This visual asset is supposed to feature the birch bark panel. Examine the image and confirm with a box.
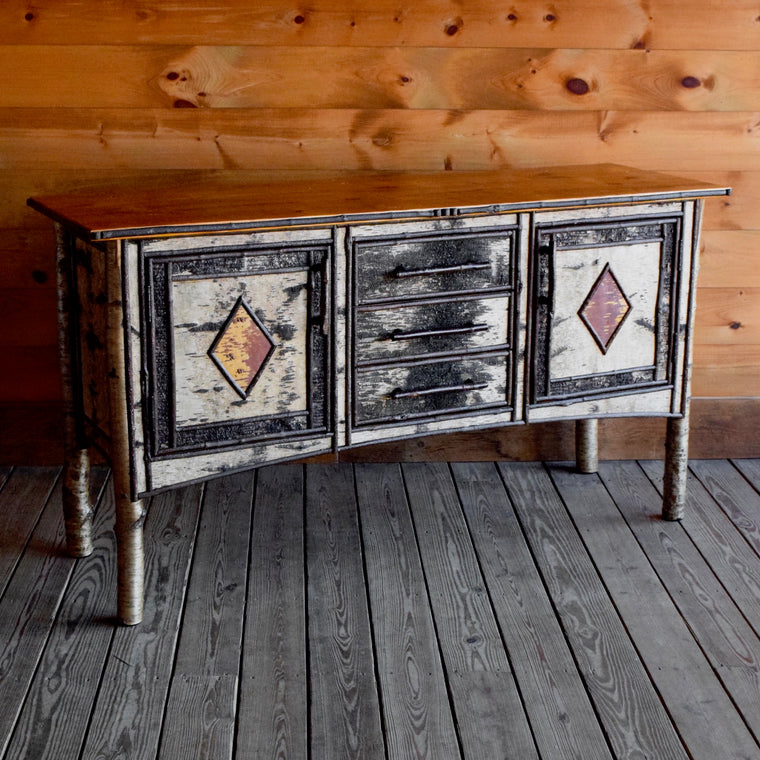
[548,241,661,380]
[2,1,758,49]
[171,270,309,426]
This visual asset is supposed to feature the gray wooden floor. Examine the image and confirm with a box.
[2,460,760,759]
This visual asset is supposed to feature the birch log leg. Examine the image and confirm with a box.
[575,418,599,474]
[106,242,145,626]
[662,414,689,521]
[56,224,93,557]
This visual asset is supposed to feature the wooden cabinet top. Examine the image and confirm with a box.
[28,164,729,241]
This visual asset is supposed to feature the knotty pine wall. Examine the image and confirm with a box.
[2,0,759,462]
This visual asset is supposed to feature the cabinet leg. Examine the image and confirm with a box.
[62,446,94,557]
[575,418,599,474]
[115,486,145,626]
[663,415,689,521]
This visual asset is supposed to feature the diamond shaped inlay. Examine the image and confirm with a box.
[208,297,277,398]
[578,263,632,354]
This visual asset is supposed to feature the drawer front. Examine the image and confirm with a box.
[354,229,515,304]
[354,354,510,426]
[355,295,510,364]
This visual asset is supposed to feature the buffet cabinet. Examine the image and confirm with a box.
[29,165,729,624]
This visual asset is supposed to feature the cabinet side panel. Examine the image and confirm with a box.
[671,201,697,416]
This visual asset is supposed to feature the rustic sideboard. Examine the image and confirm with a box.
[29,165,729,625]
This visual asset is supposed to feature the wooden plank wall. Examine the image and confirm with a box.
[1,0,758,461]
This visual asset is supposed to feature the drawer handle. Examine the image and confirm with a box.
[390,380,488,400]
[391,323,489,341]
[392,261,491,278]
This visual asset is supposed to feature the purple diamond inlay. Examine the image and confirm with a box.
[578,264,631,354]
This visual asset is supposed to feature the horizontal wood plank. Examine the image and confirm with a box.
[3,47,760,111]
[4,109,760,174]
[694,287,760,345]
[700,231,760,287]
[1,1,758,49]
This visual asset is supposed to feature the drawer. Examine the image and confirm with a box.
[355,295,511,364]
[354,354,510,426]
[353,229,514,304]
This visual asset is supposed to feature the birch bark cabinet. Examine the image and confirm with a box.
[29,165,729,625]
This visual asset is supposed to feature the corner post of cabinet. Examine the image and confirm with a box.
[56,224,94,557]
[106,240,145,625]
[662,199,701,521]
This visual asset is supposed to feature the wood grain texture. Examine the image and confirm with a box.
[79,485,203,760]
[502,461,690,760]
[549,463,760,759]
[452,461,613,760]
[305,464,385,760]
[159,473,252,758]
[640,460,760,640]
[2,469,113,760]
[5,0,760,443]
[0,470,108,759]
[600,460,760,740]
[4,46,760,111]
[402,462,538,759]
[1,1,758,49]
[0,467,59,594]
[236,465,307,760]
[692,460,760,560]
[354,463,461,760]
[7,109,760,174]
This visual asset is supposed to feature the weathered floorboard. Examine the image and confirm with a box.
[641,459,760,639]
[354,463,461,760]
[599,460,760,746]
[79,485,204,760]
[695,459,760,558]
[504,462,690,760]
[1,462,760,760]
[3,470,114,760]
[305,464,385,760]
[236,465,308,760]
[0,469,108,760]
[402,462,538,759]
[550,463,760,760]
[159,472,253,760]
[452,461,614,760]
[0,466,60,595]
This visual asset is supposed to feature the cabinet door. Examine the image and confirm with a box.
[530,215,682,407]
[139,233,332,487]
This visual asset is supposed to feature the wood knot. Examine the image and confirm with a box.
[566,78,590,95]
[507,13,518,21]
[544,13,556,22]
[681,76,701,88]
[293,14,306,24]
[173,99,198,108]
[730,321,742,330]
[24,11,34,21]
